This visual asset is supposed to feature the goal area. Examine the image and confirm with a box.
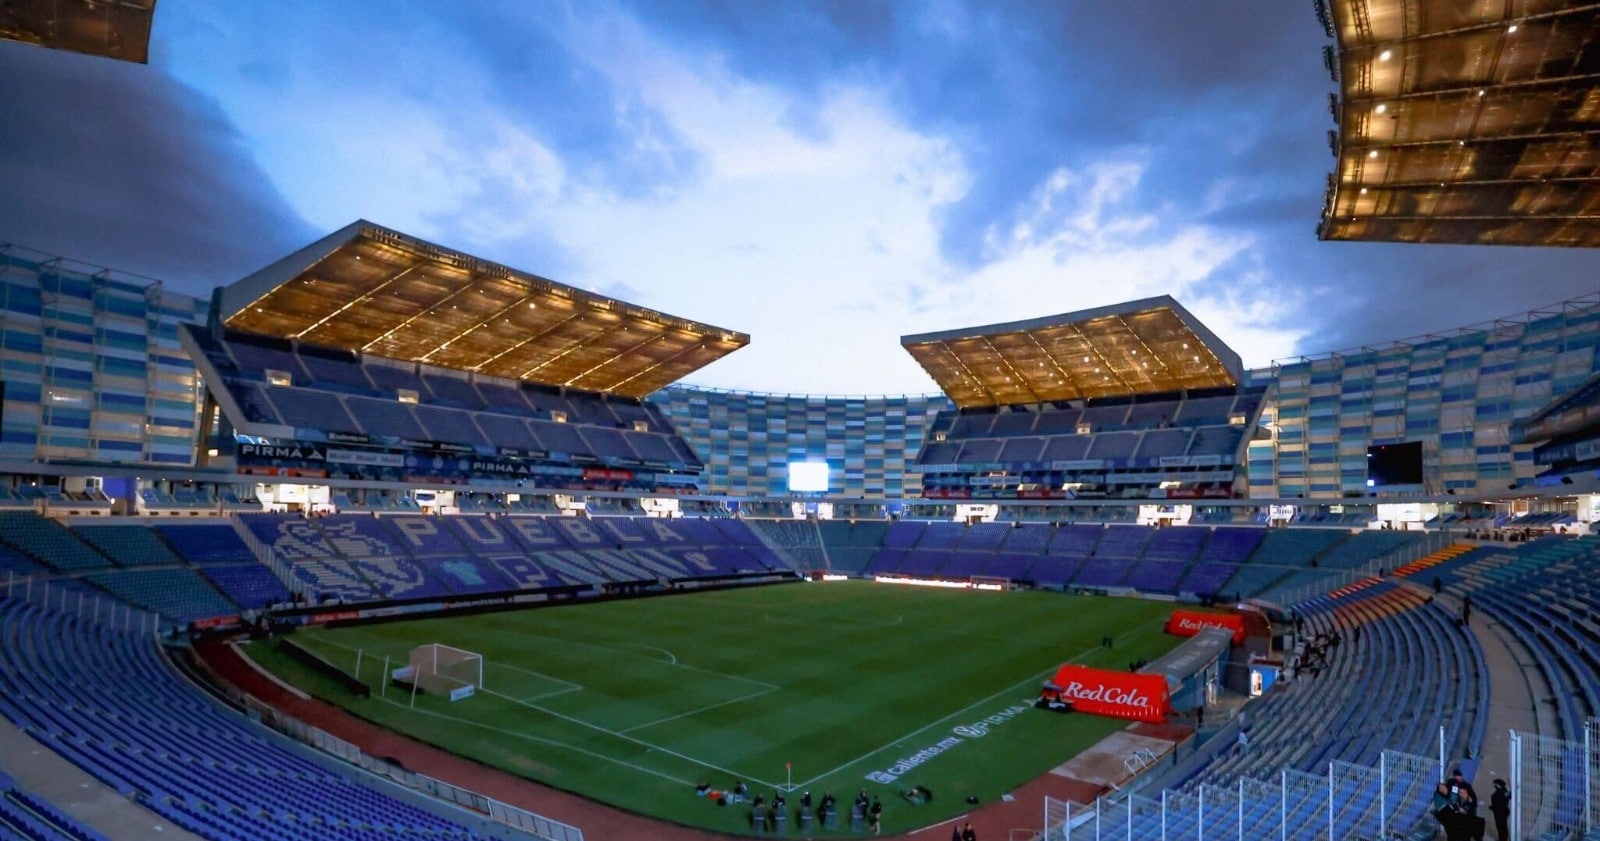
[395,643,482,703]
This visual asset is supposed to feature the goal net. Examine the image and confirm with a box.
[402,643,482,702]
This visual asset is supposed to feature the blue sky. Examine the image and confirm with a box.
[2,1,1597,394]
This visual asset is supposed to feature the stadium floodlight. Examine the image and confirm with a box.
[404,643,483,704]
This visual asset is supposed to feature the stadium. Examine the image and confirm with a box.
[0,2,1598,841]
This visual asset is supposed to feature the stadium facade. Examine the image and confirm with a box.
[0,245,207,467]
[3,237,1600,504]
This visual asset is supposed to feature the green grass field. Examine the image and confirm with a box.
[249,581,1182,836]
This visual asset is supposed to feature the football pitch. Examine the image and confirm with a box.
[249,581,1183,835]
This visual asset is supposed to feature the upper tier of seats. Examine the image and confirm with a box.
[197,329,700,468]
[919,389,1262,470]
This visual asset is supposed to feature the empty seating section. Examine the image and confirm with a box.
[532,421,589,456]
[918,392,1264,503]
[1187,425,1243,458]
[82,569,238,624]
[1134,429,1191,459]
[997,437,1046,463]
[227,339,305,380]
[0,599,482,840]
[0,514,109,572]
[345,395,428,440]
[154,524,255,564]
[471,413,543,452]
[199,564,291,610]
[1086,432,1139,460]
[1219,529,1346,600]
[295,348,373,390]
[0,546,45,579]
[1179,527,1264,595]
[474,380,533,414]
[1174,395,1234,425]
[1180,578,1487,817]
[1256,531,1426,604]
[212,334,702,474]
[73,526,181,567]
[421,374,483,409]
[263,387,363,433]
[237,513,785,604]
[412,404,489,447]
[990,411,1038,436]
[363,362,426,393]
[628,434,679,463]
[1431,536,1600,734]
[956,439,1002,463]
[0,771,110,841]
[234,384,283,425]
[578,427,638,461]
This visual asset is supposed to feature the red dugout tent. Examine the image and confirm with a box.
[1164,609,1246,645]
[1048,663,1171,723]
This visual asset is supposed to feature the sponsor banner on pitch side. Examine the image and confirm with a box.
[1164,609,1246,645]
[1048,664,1170,723]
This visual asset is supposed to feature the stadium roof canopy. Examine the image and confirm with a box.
[217,221,750,399]
[900,296,1243,409]
[0,0,155,63]
[1315,0,1600,247]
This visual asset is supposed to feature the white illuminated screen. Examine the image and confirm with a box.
[788,461,830,493]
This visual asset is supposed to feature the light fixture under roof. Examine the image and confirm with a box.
[1368,150,1379,159]
[1507,24,1518,33]
[1378,49,1392,61]
[1374,104,1387,114]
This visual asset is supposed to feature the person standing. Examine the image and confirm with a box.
[869,797,883,835]
[962,822,978,841]
[1490,779,1511,841]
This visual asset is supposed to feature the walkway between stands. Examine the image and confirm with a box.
[1464,595,1557,784]
[0,715,206,841]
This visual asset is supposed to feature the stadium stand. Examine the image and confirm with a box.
[0,597,485,840]
[0,769,111,841]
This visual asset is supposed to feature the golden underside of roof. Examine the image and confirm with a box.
[1319,0,1600,246]
[224,229,746,399]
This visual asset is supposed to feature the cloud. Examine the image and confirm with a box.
[8,1,1595,397]
[0,42,313,293]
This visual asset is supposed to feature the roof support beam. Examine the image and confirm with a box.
[474,309,589,373]
[293,261,422,342]
[360,271,487,356]
[976,336,1044,404]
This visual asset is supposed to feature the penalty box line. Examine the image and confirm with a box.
[479,687,787,790]
[369,693,700,788]
[617,684,781,735]
[792,618,1166,789]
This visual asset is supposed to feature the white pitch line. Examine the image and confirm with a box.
[618,685,780,735]
[513,631,778,692]
[791,618,1165,789]
[478,687,782,789]
[370,694,698,787]
[483,659,584,694]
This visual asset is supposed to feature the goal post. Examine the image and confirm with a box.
[970,575,1011,591]
[398,643,483,703]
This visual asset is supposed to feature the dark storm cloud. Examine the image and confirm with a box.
[617,0,1600,362]
[0,42,313,294]
[438,5,706,202]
